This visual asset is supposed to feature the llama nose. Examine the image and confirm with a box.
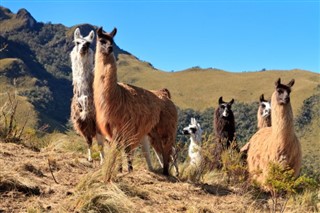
[107,46,113,53]
[285,97,290,103]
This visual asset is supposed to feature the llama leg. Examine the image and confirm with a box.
[86,137,93,162]
[171,147,179,176]
[154,148,164,168]
[161,138,172,176]
[162,150,170,176]
[141,136,154,171]
[96,133,105,165]
[125,146,134,172]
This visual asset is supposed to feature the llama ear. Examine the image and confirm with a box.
[260,94,265,102]
[87,30,95,42]
[197,123,201,129]
[74,28,81,39]
[110,27,117,38]
[275,78,281,87]
[191,117,195,125]
[219,96,223,104]
[287,79,295,87]
[229,99,234,105]
[97,27,103,37]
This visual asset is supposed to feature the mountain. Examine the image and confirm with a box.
[0,6,319,131]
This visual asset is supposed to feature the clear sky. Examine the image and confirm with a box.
[1,0,319,72]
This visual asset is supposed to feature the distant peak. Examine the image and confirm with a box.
[0,6,13,20]
[16,8,34,20]
[15,8,37,28]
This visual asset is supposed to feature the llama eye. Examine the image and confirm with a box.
[76,42,80,45]
[221,105,225,109]
[277,89,283,94]
[261,104,266,108]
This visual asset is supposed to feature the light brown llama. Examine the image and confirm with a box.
[247,78,301,189]
[257,94,271,129]
[70,28,104,164]
[240,94,271,153]
[93,27,178,175]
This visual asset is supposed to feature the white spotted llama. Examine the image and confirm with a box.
[70,28,104,164]
[183,117,203,167]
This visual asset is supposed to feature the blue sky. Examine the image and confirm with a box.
[1,0,319,72]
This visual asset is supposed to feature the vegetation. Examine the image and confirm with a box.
[0,6,319,212]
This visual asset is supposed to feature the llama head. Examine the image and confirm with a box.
[96,26,117,55]
[259,94,271,118]
[274,78,295,105]
[218,96,234,118]
[183,117,203,142]
[73,28,95,56]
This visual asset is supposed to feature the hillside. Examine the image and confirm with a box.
[1,6,319,131]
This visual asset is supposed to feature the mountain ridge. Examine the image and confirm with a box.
[0,6,319,130]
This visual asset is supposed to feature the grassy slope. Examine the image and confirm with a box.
[118,54,319,115]
[0,58,39,130]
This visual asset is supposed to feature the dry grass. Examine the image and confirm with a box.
[1,138,319,213]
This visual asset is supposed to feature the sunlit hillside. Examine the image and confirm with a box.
[117,53,319,115]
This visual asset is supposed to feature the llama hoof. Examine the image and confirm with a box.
[163,169,169,176]
[128,165,133,172]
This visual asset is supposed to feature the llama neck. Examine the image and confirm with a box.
[271,92,295,141]
[95,49,118,95]
[190,134,201,146]
[71,50,94,97]
[257,113,271,129]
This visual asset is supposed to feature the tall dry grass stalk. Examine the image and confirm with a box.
[102,121,138,182]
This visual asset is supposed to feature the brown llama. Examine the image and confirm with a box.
[93,27,178,175]
[257,94,271,129]
[70,28,105,164]
[247,78,302,189]
[214,96,238,150]
[240,94,271,153]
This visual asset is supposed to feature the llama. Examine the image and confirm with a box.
[247,78,301,189]
[70,28,104,164]
[183,117,203,167]
[93,27,177,175]
[240,94,271,153]
[214,96,238,150]
[257,94,271,129]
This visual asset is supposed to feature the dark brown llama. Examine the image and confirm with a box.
[214,96,238,150]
